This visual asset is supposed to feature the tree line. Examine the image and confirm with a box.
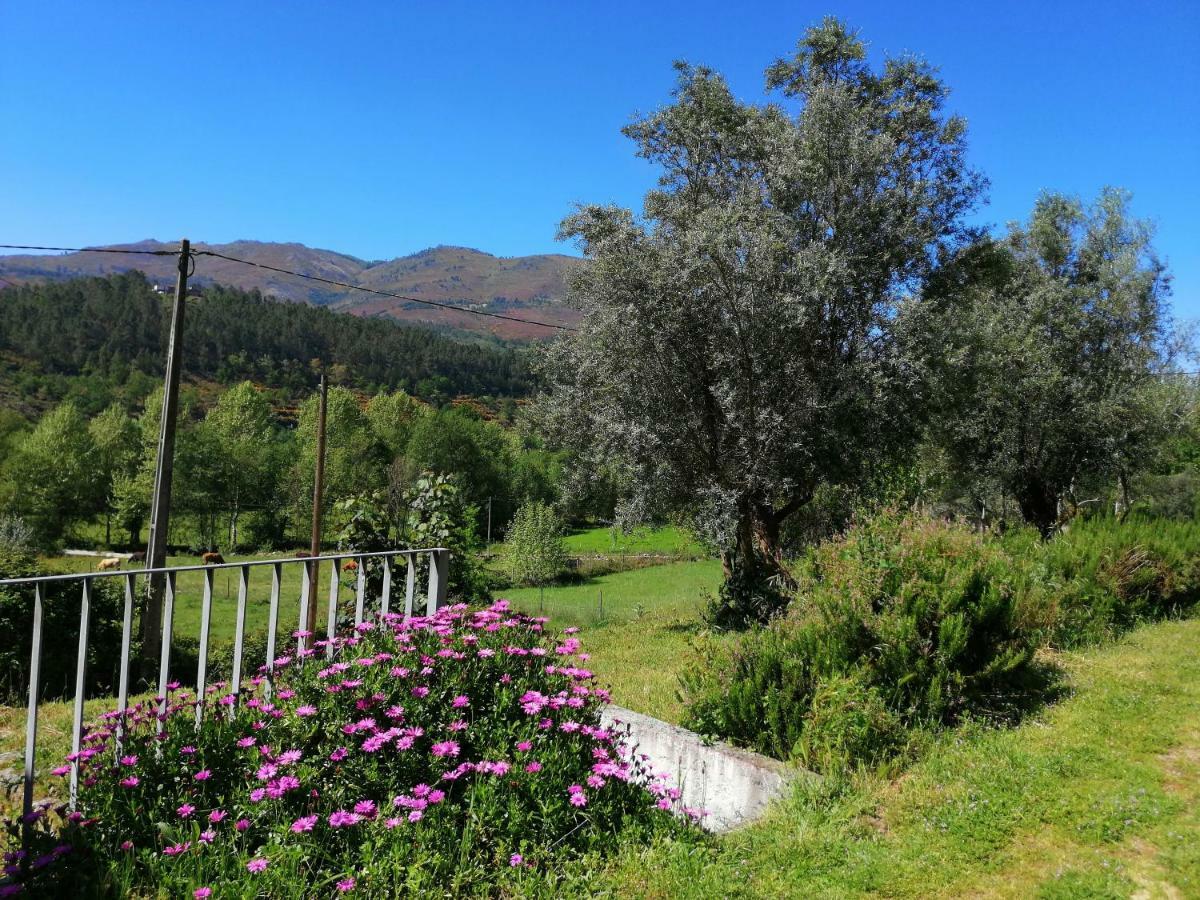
[0,271,534,416]
[0,381,572,551]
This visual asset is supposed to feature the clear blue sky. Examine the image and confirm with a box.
[2,0,1197,320]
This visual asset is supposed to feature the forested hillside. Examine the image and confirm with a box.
[0,242,580,339]
[0,272,533,415]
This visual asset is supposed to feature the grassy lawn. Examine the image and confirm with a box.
[561,524,705,557]
[499,558,721,630]
[487,524,707,560]
[40,551,368,647]
[594,615,1200,898]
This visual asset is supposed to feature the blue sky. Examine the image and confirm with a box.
[2,1,1197,320]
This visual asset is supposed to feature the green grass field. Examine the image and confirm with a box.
[488,524,708,560]
[592,615,1200,898]
[500,558,721,629]
[40,551,373,652]
[561,524,706,556]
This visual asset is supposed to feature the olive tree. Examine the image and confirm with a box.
[913,188,1183,535]
[537,18,982,624]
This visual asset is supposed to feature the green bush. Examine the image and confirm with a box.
[505,500,568,587]
[1025,515,1200,647]
[682,511,1034,768]
[683,511,1200,772]
[0,549,125,702]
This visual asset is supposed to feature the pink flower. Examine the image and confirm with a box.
[411,686,429,698]
[236,818,250,832]
[237,736,256,748]
[180,745,197,755]
[328,810,360,828]
[384,817,403,828]
[295,704,317,717]
[430,740,460,758]
[120,840,133,851]
[451,694,470,708]
[208,809,227,824]
[177,803,195,818]
[119,754,138,766]
[516,741,532,752]
[163,841,191,856]
[291,815,318,833]
[569,790,588,807]
[524,761,542,773]
[408,810,423,822]
[51,765,71,777]
[353,800,377,818]
[120,776,139,788]
[509,853,523,867]
[194,889,212,899]
[199,829,216,844]
[247,857,269,873]
[194,769,212,781]
[330,746,349,762]
[336,877,356,892]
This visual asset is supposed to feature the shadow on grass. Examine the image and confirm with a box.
[968,658,1072,730]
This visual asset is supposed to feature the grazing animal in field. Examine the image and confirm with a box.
[129,550,146,563]
[201,551,225,565]
[97,557,122,571]
[342,559,358,573]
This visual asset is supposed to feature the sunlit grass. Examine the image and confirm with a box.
[591,615,1200,898]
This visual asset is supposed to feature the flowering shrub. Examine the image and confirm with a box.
[5,602,687,896]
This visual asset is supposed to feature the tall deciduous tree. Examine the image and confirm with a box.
[7,402,100,545]
[204,381,280,547]
[88,403,139,545]
[538,18,982,624]
[913,188,1181,535]
[292,385,385,531]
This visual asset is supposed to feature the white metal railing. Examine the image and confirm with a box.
[3,546,449,845]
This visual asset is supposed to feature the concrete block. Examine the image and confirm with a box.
[601,704,808,832]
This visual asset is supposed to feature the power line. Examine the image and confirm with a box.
[1,241,577,332]
[0,243,177,256]
[193,248,577,333]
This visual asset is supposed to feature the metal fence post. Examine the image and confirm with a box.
[231,566,249,699]
[69,579,92,807]
[195,569,214,725]
[22,584,45,852]
[404,554,415,619]
[155,572,176,734]
[427,548,448,614]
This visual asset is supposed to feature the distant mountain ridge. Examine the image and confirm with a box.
[0,240,582,340]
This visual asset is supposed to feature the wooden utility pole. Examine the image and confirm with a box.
[141,239,190,668]
[306,371,328,634]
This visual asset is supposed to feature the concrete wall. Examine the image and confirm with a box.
[600,704,807,832]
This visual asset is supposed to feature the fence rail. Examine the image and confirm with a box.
[6,546,449,848]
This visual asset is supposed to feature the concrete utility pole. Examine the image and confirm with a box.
[142,239,190,669]
[306,371,328,634]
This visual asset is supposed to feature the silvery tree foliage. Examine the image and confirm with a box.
[537,18,983,625]
[911,188,1184,535]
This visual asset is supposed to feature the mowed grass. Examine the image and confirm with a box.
[561,524,706,557]
[41,551,367,647]
[589,615,1200,898]
[501,559,721,629]
[487,524,708,560]
[498,559,722,723]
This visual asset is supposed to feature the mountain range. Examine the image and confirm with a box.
[0,240,582,341]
